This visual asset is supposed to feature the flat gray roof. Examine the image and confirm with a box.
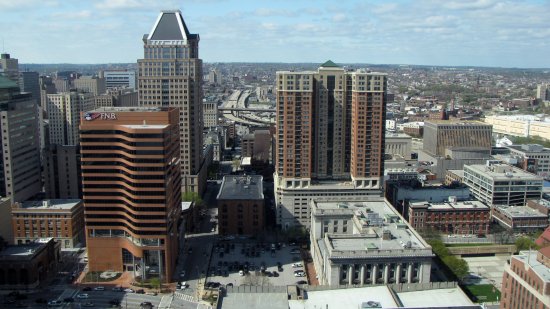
[495,205,547,218]
[221,291,288,309]
[16,199,81,211]
[314,200,431,254]
[217,175,264,200]
[515,251,550,283]
[289,286,396,309]
[410,200,489,211]
[0,239,53,259]
[397,287,476,307]
[465,163,543,181]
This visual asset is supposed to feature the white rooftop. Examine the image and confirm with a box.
[397,287,474,307]
[16,199,81,211]
[289,286,397,309]
[515,251,550,283]
[121,124,169,129]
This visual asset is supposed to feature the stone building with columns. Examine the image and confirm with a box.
[310,199,433,286]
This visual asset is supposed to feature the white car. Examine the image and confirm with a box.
[93,286,105,291]
[292,263,303,268]
[76,294,89,299]
[48,300,63,307]
[294,272,305,277]
[124,288,135,293]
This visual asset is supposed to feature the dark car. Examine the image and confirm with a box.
[35,298,47,304]
[272,271,279,277]
[140,301,153,308]
[296,280,308,285]
[63,297,75,303]
[109,299,121,307]
[82,287,92,291]
[136,289,145,294]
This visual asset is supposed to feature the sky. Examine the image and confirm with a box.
[1,0,550,68]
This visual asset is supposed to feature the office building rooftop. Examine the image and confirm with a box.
[217,175,264,200]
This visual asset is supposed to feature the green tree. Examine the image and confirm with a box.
[182,191,203,205]
[232,159,241,172]
[515,236,539,252]
[149,277,161,292]
[442,256,469,280]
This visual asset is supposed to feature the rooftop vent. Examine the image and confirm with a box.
[42,200,51,208]
[361,301,382,309]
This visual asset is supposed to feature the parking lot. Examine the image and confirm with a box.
[204,239,309,288]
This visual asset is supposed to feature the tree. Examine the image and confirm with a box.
[182,191,203,205]
[442,256,469,280]
[149,277,161,292]
[515,236,539,252]
[232,159,241,172]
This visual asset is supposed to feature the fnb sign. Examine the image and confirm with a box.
[84,112,117,121]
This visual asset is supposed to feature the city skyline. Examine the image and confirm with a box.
[1,0,550,68]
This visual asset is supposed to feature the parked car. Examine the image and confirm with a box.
[63,297,74,303]
[47,300,62,307]
[93,286,105,291]
[292,263,303,268]
[109,299,121,307]
[140,301,153,308]
[124,288,135,293]
[82,287,92,291]
[76,294,89,299]
[296,280,308,285]
[82,301,95,307]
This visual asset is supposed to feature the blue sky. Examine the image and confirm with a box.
[1,0,550,68]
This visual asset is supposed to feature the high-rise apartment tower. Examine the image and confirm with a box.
[138,10,204,194]
[275,61,387,228]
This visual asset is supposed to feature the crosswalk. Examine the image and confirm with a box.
[174,291,198,303]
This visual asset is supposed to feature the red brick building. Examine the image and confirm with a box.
[501,247,550,309]
[217,175,264,236]
[408,199,491,235]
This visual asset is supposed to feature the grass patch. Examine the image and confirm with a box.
[462,284,501,302]
[445,243,495,247]
[83,271,122,283]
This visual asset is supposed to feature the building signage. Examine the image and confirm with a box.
[84,112,117,121]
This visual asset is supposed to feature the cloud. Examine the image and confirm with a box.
[51,10,92,19]
[332,13,347,23]
[254,8,297,17]
[443,0,496,10]
[0,0,57,10]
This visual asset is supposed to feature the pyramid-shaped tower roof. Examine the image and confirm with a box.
[147,10,192,41]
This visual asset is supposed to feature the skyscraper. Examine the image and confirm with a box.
[80,106,181,281]
[46,91,95,145]
[275,61,387,228]
[138,10,204,195]
[0,53,18,82]
[0,76,42,202]
[19,71,40,105]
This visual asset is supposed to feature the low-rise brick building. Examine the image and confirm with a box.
[217,175,264,236]
[492,205,548,232]
[408,199,491,236]
[0,238,60,289]
[11,199,84,249]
